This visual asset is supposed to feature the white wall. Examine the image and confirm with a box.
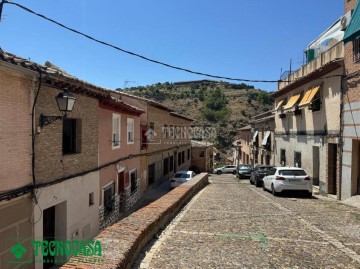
[275,136,327,189]
[34,171,100,268]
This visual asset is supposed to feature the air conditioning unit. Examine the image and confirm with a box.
[341,11,351,31]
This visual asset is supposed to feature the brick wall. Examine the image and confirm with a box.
[0,65,33,190]
[34,85,98,184]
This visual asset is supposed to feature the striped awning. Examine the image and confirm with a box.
[298,86,320,108]
[262,131,271,146]
[344,1,360,44]
[252,131,258,142]
[275,99,285,110]
[282,94,301,110]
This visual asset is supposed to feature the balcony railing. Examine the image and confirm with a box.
[279,42,344,90]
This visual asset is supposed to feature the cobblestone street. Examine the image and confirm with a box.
[134,174,360,269]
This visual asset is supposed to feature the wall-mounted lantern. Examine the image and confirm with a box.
[40,91,76,127]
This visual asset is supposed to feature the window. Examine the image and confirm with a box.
[181,151,185,163]
[309,90,321,112]
[89,192,94,206]
[199,151,205,157]
[268,168,277,176]
[63,118,81,154]
[127,118,134,144]
[170,155,174,171]
[112,114,121,149]
[163,124,168,139]
[169,125,174,139]
[280,149,286,166]
[279,169,306,176]
[103,182,115,216]
[187,149,190,160]
[353,37,360,62]
[175,126,181,139]
[178,152,181,166]
[163,157,169,175]
[149,122,155,132]
[294,151,302,168]
[130,170,137,194]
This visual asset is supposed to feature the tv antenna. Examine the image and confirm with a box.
[124,80,136,89]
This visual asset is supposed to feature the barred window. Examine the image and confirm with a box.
[353,37,360,62]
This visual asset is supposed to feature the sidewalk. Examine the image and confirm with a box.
[313,185,360,210]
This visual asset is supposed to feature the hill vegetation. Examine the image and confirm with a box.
[120,80,274,153]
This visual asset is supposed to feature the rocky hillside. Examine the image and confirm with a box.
[120,80,274,153]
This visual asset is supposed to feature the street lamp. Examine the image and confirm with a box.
[40,91,76,127]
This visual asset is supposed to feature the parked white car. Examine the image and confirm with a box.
[170,171,196,188]
[213,165,237,175]
[263,167,312,197]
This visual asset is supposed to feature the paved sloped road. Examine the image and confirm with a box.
[134,174,360,269]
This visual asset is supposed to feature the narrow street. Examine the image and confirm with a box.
[134,174,360,269]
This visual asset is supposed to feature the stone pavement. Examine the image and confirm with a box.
[133,174,360,269]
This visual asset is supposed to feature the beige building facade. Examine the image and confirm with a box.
[274,31,344,196]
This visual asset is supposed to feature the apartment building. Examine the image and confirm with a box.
[98,97,144,230]
[249,111,275,166]
[117,92,193,190]
[342,0,360,199]
[274,19,344,197]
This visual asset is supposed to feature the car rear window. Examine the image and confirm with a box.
[279,170,307,176]
[239,165,251,169]
[258,166,272,171]
[174,173,190,178]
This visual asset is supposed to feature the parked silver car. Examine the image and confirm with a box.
[213,165,237,175]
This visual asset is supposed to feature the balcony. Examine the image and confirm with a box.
[279,42,344,90]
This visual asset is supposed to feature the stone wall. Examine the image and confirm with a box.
[60,173,209,269]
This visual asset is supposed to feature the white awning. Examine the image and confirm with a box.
[262,131,271,146]
[252,131,258,142]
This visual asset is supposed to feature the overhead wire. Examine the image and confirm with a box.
[1,0,284,83]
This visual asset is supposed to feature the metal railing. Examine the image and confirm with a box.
[279,42,344,90]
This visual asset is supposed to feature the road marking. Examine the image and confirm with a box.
[249,186,360,264]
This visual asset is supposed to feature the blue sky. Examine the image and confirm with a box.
[0,0,343,92]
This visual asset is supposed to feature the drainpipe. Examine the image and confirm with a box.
[338,74,346,201]
[31,66,42,204]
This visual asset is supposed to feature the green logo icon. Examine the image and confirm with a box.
[10,243,27,259]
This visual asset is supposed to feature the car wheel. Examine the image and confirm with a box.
[255,179,261,187]
[262,183,266,191]
[217,170,222,175]
[306,191,312,198]
[271,184,278,196]
[232,170,237,175]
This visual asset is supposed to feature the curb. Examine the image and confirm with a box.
[60,173,209,269]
